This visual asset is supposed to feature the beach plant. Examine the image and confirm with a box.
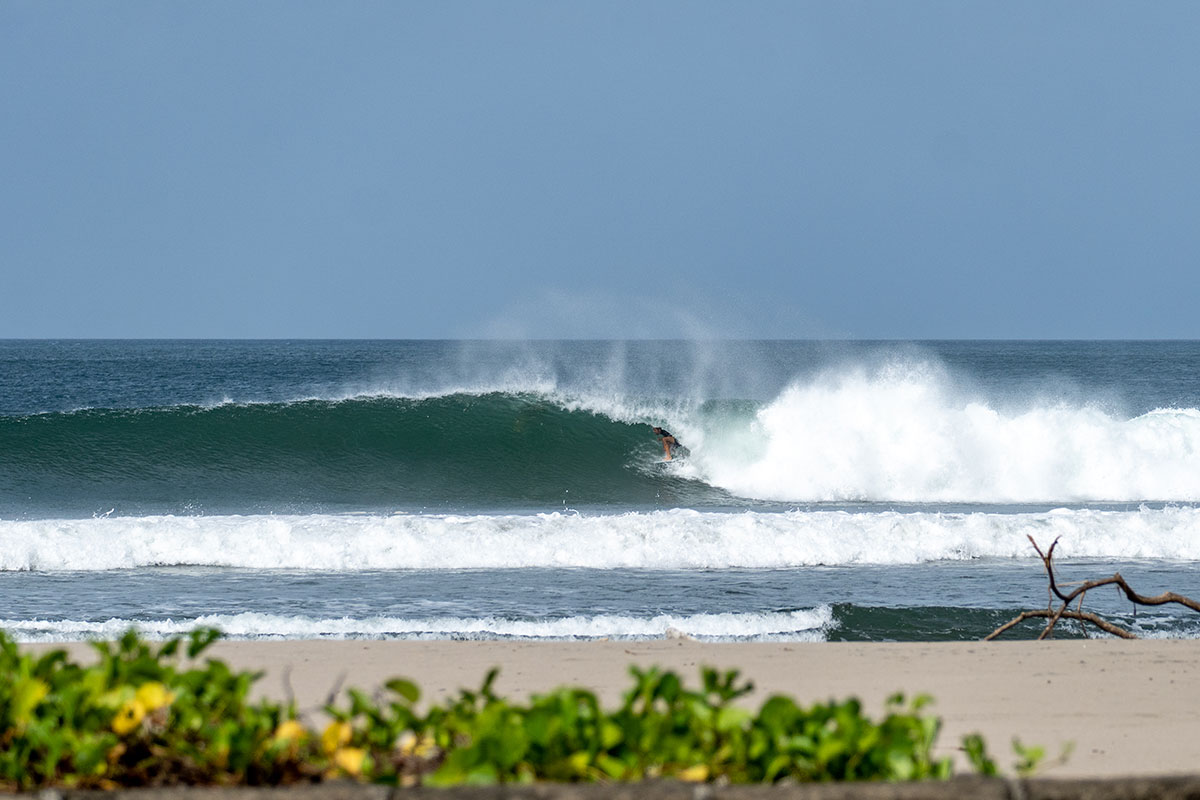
[2,627,1024,789]
[0,628,319,790]
[323,665,958,785]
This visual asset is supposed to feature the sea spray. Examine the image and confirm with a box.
[692,364,1200,503]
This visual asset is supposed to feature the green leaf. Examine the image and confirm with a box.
[385,678,420,704]
[10,677,49,726]
[886,748,916,780]
[716,705,752,733]
[600,720,623,749]
[187,627,222,658]
[962,733,997,776]
[1012,737,1045,777]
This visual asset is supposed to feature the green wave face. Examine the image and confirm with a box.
[0,394,720,515]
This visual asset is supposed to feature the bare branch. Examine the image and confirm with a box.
[986,609,1136,641]
[1026,533,1200,614]
[987,537,1200,641]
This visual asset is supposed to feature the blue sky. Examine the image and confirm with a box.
[2,2,1198,339]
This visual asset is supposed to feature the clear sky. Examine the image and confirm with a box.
[2,2,1198,339]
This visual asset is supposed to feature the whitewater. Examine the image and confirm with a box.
[4,506,1200,572]
[3,339,1200,642]
[687,368,1200,504]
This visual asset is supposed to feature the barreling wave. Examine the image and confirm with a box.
[5,358,1200,512]
[0,393,722,513]
[4,506,1200,572]
[0,608,833,643]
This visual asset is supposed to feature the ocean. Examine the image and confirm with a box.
[3,339,1200,642]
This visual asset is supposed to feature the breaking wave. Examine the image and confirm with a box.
[4,360,1200,512]
[4,506,1200,572]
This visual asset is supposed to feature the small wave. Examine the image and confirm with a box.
[4,507,1200,572]
[0,608,832,643]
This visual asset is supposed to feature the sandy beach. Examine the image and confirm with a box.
[37,638,1200,778]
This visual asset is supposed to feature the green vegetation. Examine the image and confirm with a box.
[1,629,1025,790]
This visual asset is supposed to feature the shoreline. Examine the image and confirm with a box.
[30,638,1200,778]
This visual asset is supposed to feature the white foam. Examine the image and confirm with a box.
[0,608,832,643]
[690,364,1200,503]
[3,506,1200,572]
[342,361,1200,506]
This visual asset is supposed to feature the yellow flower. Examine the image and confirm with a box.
[134,682,176,712]
[273,719,308,743]
[332,747,366,776]
[677,764,710,783]
[396,730,438,759]
[396,730,416,755]
[112,699,147,735]
[321,721,352,754]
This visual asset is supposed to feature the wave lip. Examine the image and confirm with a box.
[0,608,833,643]
[4,507,1200,572]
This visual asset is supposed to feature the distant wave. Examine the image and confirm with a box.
[4,506,1200,572]
[0,608,832,643]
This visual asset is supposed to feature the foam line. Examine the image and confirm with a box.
[3,507,1200,572]
[0,608,833,643]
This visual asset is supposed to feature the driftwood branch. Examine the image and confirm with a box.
[986,535,1200,641]
[986,609,1137,641]
[1030,536,1200,614]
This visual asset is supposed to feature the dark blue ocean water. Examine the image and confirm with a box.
[2,339,1200,641]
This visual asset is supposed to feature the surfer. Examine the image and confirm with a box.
[652,426,682,461]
